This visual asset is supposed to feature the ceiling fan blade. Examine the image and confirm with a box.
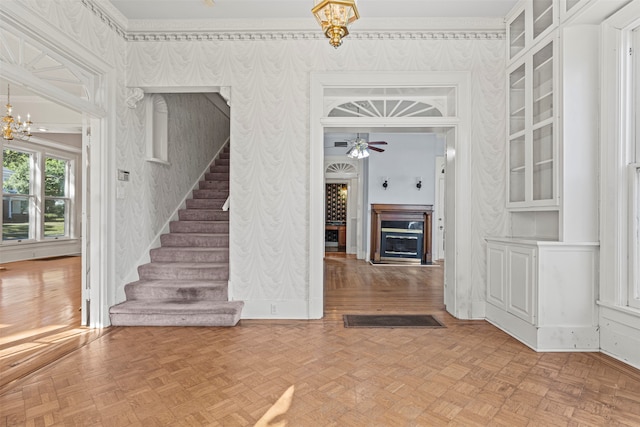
[368,141,388,145]
[369,146,385,153]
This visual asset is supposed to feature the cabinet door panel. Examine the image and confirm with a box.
[507,247,535,323]
[487,245,507,308]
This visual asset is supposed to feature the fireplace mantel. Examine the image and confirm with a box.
[370,204,433,264]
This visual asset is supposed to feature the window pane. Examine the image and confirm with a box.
[44,198,67,238]
[45,157,67,197]
[3,149,31,195]
[2,195,30,240]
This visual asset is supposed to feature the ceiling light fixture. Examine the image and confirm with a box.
[2,84,33,141]
[346,138,370,159]
[311,0,360,48]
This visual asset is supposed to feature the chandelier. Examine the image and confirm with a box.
[346,138,370,159]
[311,0,360,48]
[2,84,32,141]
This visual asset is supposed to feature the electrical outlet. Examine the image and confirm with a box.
[270,304,277,315]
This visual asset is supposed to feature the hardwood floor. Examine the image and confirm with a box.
[0,256,105,394]
[1,256,640,425]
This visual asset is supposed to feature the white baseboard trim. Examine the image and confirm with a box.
[0,239,81,263]
[486,303,599,351]
[599,304,640,369]
[240,299,311,319]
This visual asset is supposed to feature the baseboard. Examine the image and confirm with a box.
[0,239,81,263]
[240,299,311,319]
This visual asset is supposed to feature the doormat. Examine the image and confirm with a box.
[343,314,445,328]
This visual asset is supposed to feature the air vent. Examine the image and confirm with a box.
[334,141,348,147]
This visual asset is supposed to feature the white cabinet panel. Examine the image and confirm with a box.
[487,244,506,308]
[507,246,536,323]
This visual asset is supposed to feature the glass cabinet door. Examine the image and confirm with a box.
[533,0,554,39]
[510,64,526,135]
[509,10,526,60]
[509,136,526,203]
[532,41,554,202]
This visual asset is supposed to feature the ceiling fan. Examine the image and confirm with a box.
[345,138,388,159]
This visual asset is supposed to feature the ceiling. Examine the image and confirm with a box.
[108,0,519,21]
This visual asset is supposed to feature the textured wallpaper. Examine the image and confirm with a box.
[127,37,509,311]
[12,0,509,317]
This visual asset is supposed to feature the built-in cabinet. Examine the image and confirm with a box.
[488,0,600,351]
[486,238,598,350]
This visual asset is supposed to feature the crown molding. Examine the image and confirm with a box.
[83,2,505,42]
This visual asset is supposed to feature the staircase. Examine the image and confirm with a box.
[109,145,243,326]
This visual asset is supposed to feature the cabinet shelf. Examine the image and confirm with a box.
[534,91,553,103]
[534,5,553,24]
[511,105,526,116]
[534,56,553,71]
[511,165,526,173]
[511,75,526,88]
[534,159,553,167]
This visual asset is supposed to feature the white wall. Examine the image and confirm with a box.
[366,132,445,260]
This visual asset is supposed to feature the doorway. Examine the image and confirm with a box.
[310,72,471,319]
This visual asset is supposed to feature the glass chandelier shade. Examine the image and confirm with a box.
[346,139,370,159]
[311,0,360,48]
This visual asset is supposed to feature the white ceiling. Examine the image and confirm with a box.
[108,0,519,21]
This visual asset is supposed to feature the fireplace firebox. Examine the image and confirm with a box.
[370,204,432,264]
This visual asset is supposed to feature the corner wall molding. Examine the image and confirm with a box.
[80,2,504,42]
[124,30,504,42]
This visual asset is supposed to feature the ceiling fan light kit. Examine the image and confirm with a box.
[311,0,360,48]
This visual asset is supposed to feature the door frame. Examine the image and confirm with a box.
[310,71,472,319]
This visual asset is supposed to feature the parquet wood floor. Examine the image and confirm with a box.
[2,256,640,426]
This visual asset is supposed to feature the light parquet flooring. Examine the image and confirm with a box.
[1,256,640,426]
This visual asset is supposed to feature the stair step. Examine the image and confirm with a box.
[215,158,229,167]
[160,233,229,247]
[219,152,230,160]
[209,165,229,174]
[204,172,228,181]
[109,300,243,327]
[125,279,228,301]
[199,181,229,190]
[169,221,229,234]
[178,209,229,221]
[138,262,229,280]
[186,198,226,209]
[192,189,228,199]
[150,247,229,263]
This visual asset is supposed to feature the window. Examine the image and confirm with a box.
[1,144,77,244]
[2,149,34,241]
[44,157,70,238]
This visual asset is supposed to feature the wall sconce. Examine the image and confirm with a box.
[382,178,388,190]
[416,177,422,190]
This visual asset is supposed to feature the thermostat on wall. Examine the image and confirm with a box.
[118,169,130,181]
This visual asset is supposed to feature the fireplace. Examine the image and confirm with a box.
[371,204,432,264]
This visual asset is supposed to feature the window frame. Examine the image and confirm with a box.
[2,147,37,242]
[630,24,640,309]
[1,140,79,246]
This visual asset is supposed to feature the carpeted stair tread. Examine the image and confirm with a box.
[169,220,229,234]
[178,209,229,221]
[199,181,229,190]
[109,300,243,327]
[192,189,228,199]
[125,279,228,301]
[160,233,229,247]
[150,247,229,262]
[138,262,229,280]
[186,198,226,209]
